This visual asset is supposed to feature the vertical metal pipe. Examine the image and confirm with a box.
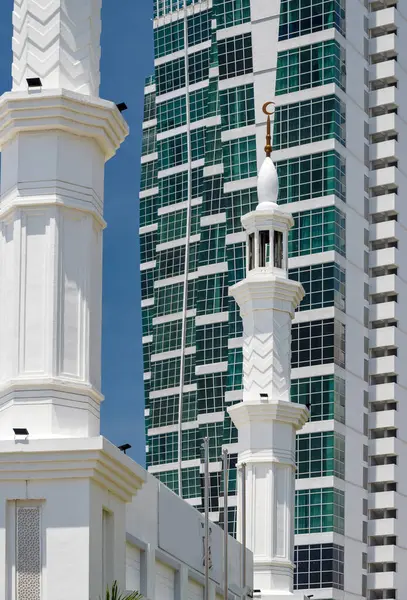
[223,449,229,600]
[241,463,247,599]
[204,437,210,600]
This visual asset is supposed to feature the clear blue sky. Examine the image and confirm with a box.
[0,1,154,465]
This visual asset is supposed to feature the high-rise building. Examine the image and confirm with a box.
[140,1,407,598]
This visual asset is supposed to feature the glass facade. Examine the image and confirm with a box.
[143,0,348,593]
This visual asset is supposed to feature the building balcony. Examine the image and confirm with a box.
[369,248,398,270]
[370,356,398,376]
[367,571,397,591]
[368,517,397,537]
[370,140,398,163]
[369,326,397,349]
[370,274,397,296]
[369,302,398,324]
[368,544,398,565]
[369,464,397,484]
[369,167,398,193]
[369,410,397,431]
[369,491,396,511]
[370,193,397,217]
[370,86,398,111]
[369,7,397,33]
[369,33,397,61]
[369,437,398,458]
[370,113,397,137]
[370,59,398,86]
[369,382,397,403]
[370,219,399,242]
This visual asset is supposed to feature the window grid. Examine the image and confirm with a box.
[191,127,206,161]
[226,348,243,392]
[157,246,186,280]
[296,431,345,479]
[151,354,195,391]
[227,243,245,286]
[279,0,346,40]
[295,488,345,535]
[141,270,155,301]
[189,49,210,86]
[292,319,346,369]
[196,322,228,365]
[205,126,223,167]
[223,136,257,182]
[157,96,186,133]
[140,161,157,192]
[199,422,225,461]
[201,175,224,217]
[159,133,188,170]
[155,282,184,317]
[289,207,346,258]
[142,305,154,338]
[228,299,243,338]
[159,205,200,244]
[276,41,346,96]
[190,88,207,122]
[218,33,253,80]
[142,126,157,156]
[220,85,255,130]
[289,262,346,312]
[154,19,184,59]
[196,273,228,315]
[143,91,156,122]
[273,96,346,150]
[291,375,345,424]
[140,195,157,228]
[159,168,203,208]
[294,544,344,590]
[199,224,226,265]
[154,316,195,354]
[156,57,185,96]
[188,10,211,46]
[277,150,346,205]
[215,0,251,29]
[197,373,225,414]
[140,230,156,264]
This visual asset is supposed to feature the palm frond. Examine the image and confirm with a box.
[102,581,143,600]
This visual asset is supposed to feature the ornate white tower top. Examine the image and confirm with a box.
[229,104,309,600]
[12,0,102,95]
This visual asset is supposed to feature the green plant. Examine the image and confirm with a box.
[103,581,143,600]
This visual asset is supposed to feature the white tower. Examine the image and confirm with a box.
[0,2,145,599]
[229,109,309,600]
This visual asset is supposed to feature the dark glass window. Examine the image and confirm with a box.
[294,544,344,590]
[218,34,253,80]
[291,319,345,368]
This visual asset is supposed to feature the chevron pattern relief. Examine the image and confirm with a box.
[12,0,102,95]
[243,311,292,402]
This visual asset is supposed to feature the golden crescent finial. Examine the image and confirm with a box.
[262,101,275,157]
[262,101,275,116]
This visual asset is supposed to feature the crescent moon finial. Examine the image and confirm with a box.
[262,101,275,157]
[262,101,275,116]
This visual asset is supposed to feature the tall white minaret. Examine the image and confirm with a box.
[0,3,145,599]
[0,0,128,439]
[229,106,309,600]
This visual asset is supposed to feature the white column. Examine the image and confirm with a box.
[0,0,128,439]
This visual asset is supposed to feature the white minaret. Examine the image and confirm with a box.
[0,3,145,599]
[229,108,309,600]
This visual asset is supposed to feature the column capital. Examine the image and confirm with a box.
[229,399,309,432]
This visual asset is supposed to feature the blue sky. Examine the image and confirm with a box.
[0,1,154,465]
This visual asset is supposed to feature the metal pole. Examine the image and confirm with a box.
[241,463,247,599]
[204,437,210,600]
[223,449,229,600]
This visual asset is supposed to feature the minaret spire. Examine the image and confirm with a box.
[229,106,309,599]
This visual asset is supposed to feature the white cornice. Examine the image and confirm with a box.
[229,400,309,432]
[0,437,146,503]
[0,89,129,160]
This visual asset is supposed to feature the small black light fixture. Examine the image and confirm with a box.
[306,595,314,599]
[116,102,128,113]
[26,77,42,89]
[13,427,29,437]
[260,393,268,402]
[118,443,131,454]
[306,402,311,411]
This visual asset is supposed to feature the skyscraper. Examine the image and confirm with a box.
[140,1,407,598]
